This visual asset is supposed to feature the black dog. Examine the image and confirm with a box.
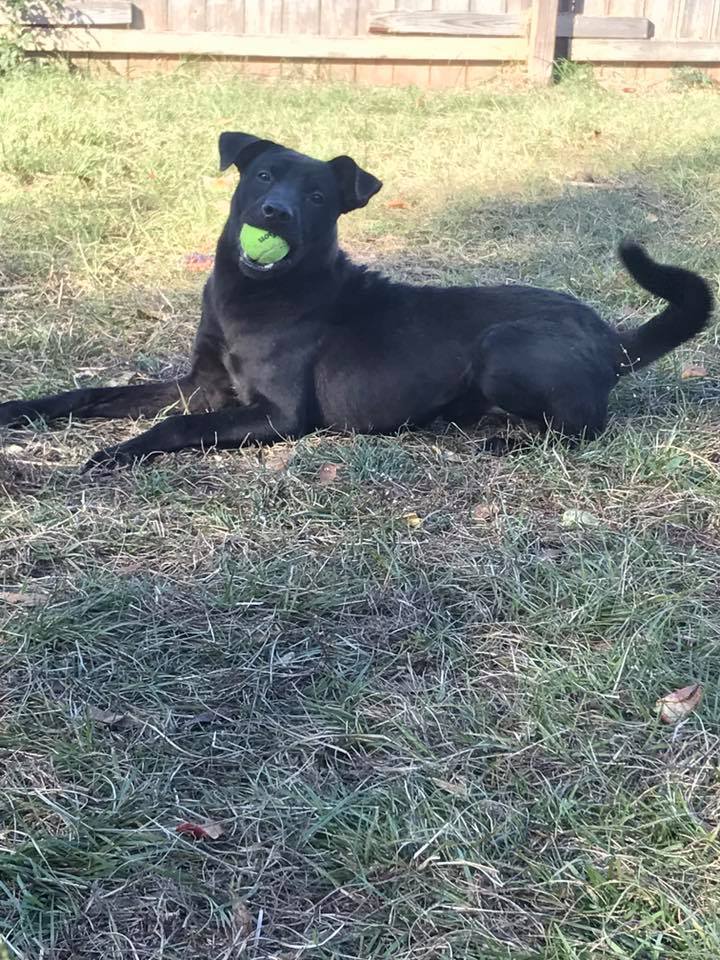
[0,132,713,469]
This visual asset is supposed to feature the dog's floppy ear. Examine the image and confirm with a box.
[218,131,279,172]
[328,155,382,214]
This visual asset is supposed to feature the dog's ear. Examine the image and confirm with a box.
[328,155,382,214]
[218,131,279,172]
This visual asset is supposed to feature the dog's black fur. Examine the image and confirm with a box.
[0,132,713,469]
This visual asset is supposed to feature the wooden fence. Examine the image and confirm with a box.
[13,0,720,87]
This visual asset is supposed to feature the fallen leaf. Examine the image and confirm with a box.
[183,252,215,273]
[681,362,707,380]
[202,172,236,191]
[431,777,468,797]
[232,900,254,937]
[402,511,423,528]
[261,448,293,472]
[560,508,601,529]
[88,705,127,726]
[105,371,139,387]
[657,683,702,725]
[136,306,163,322]
[0,589,46,606]
[176,820,225,840]
[537,546,564,562]
[431,444,462,463]
[387,199,409,209]
[317,462,340,484]
[471,503,496,522]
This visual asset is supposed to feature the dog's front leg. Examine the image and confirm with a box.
[82,403,301,471]
[0,376,213,427]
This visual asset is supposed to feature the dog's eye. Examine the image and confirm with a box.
[257,170,272,182]
[309,191,325,205]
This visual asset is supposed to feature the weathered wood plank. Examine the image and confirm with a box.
[21,28,528,59]
[167,0,206,32]
[320,0,357,36]
[567,14,651,38]
[640,0,676,41]
[243,0,282,34]
[369,10,651,38]
[370,11,525,35]
[680,0,714,40]
[138,0,168,30]
[15,0,132,25]
[571,38,720,61]
[206,0,242,33]
[528,0,559,83]
[283,0,320,34]
[432,0,471,11]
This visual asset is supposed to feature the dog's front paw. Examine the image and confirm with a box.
[82,444,138,473]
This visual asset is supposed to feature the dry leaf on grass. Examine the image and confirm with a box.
[88,705,127,727]
[561,508,601,529]
[0,590,46,607]
[317,462,340,484]
[537,546,564,562]
[681,363,708,380]
[431,445,463,463]
[471,503,496,523]
[402,511,423,528]
[202,172,236,191]
[431,777,469,797]
[183,253,215,273]
[657,683,702,725]
[261,448,293,472]
[232,901,254,937]
[176,820,225,840]
[387,199,410,209]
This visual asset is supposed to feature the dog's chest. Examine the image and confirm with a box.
[221,323,319,406]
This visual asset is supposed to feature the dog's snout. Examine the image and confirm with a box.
[261,201,293,224]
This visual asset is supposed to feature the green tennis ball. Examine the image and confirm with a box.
[239,224,290,265]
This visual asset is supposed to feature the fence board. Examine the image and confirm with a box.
[470,0,505,11]
[139,0,168,29]
[370,11,650,37]
[641,0,677,39]
[168,0,206,31]
[31,27,527,58]
[572,37,720,59]
[320,0,358,35]
[680,0,715,38]
[15,1,132,25]
[528,0,559,81]
[432,0,471,10]
[244,0,282,34]
[283,0,320,33]
[371,12,525,34]
[206,0,243,32]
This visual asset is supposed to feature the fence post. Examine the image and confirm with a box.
[528,0,560,84]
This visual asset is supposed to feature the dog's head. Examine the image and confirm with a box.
[218,132,382,280]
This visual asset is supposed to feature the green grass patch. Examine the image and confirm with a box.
[1,66,720,959]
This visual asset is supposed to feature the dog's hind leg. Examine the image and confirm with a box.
[480,360,612,444]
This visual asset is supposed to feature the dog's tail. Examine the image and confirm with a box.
[617,241,713,375]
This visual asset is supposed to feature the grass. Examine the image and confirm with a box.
[1,63,720,959]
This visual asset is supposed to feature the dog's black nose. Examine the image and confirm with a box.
[261,201,292,223]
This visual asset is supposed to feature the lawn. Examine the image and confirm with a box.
[1,65,720,960]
